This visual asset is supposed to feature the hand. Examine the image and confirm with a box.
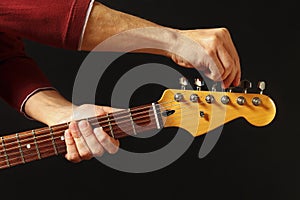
[171,27,241,88]
[58,104,120,163]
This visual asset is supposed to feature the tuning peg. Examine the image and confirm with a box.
[194,78,205,91]
[227,86,235,93]
[239,79,252,93]
[257,81,266,94]
[179,77,188,90]
[212,82,218,92]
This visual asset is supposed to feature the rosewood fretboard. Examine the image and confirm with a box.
[0,103,163,170]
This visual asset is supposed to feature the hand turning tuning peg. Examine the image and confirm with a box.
[258,81,266,94]
[239,79,252,93]
[179,77,188,90]
[194,78,205,91]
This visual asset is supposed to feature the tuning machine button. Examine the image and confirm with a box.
[190,94,199,103]
[258,81,266,94]
[205,94,215,104]
[194,78,205,91]
[179,77,188,90]
[221,95,230,104]
[239,79,252,93]
[237,96,246,105]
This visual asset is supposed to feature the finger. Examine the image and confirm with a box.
[78,120,105,157]
[64,129,81,163]
[222,31,241,85]
[222,65,237,89]
[94,127,120,154]
[221,28,240,68]
[204,50,224,81]
[102,106,125,114]
[216,44,234,82]
[69,121,93,160]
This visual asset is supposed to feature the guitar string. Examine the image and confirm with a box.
[0,103,183,154]
[0,110,200,163]
[0,103,184,155]
[0,122,156,163]
[0,121,157,162]
[0,101,182,145]
[0,115,159,156]
[0,145,67,169]
[0,110,198,166]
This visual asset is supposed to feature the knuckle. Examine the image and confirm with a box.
[219,27,229,34]
[225,59,234,69]
[93,148,104,157]
[79,150,93,160]
[67,153,81,163]
[109,146,119,154]
[206,48,215,57]
[98,132,109,143]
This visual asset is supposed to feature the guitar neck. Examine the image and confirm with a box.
[0,103,163,170]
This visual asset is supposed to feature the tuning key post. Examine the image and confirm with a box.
[212,83,218,92]
[239,79,252,93]
[179,77,188,90]
[194,78,205,91]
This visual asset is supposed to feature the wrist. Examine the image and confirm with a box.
[24,89,75,126]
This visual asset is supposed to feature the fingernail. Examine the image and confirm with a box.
[94,127,103,134]
[78,120,88,128]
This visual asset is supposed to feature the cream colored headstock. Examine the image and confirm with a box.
[157,89,276,137]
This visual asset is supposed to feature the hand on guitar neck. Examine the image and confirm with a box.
[0,79,276,170]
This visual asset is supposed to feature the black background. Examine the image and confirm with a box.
[0,0,298,199]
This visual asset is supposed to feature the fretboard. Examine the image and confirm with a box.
[0,103,163,170]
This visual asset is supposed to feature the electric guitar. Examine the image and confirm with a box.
[0,79,276,170]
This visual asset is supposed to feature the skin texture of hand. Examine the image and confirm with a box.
[63,104,120,163]
[172,28,241,88]
[24,90,119,163]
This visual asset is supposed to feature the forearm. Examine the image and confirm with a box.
[24,90,74,126]
[81,2,178,57]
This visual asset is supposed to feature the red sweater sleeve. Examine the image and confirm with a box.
[0,0,92,50]
[0,32,53,112]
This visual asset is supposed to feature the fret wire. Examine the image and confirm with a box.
[0,144,67,168]
[0,101,183,158]
[0,102,178,148]
[106,113,115,138]
[0,103,179,150]
[32,130,41,159]
[152,103,161,129]
[128,108,137,135]
[0,112,159,160]
[0,100,190,169]
[15,133,25,164]
[49,126,58,155]
[0,111,164,161]
[0,134,66,160]
[1,137,10,167]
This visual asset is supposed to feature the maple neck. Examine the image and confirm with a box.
[0,103,163,170]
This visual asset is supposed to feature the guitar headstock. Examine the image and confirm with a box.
[157,79,276,137]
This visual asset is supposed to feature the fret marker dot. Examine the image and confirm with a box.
[26,144,31,149]
[61,136,65,141]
